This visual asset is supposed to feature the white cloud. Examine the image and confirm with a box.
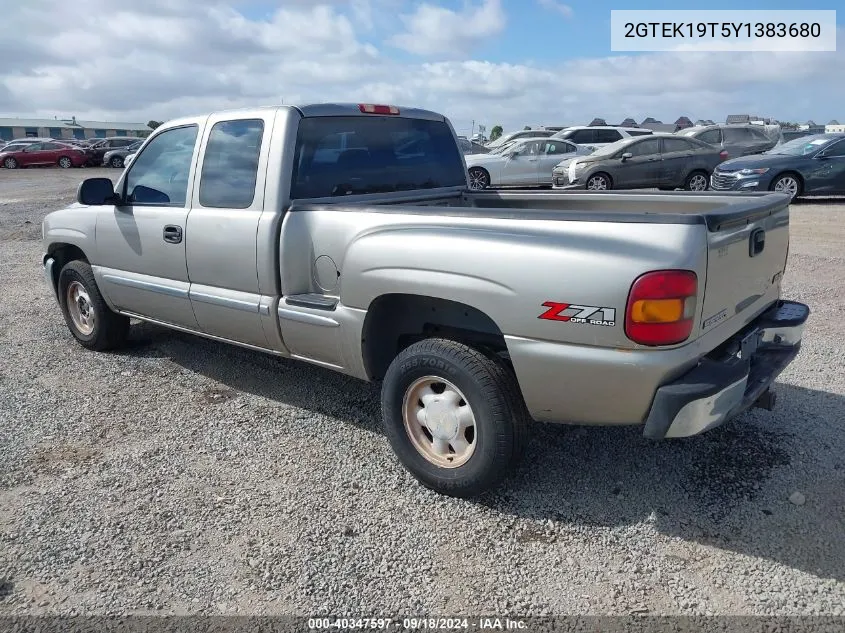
[537,0,573,19]
[0,2,842,137]
[387,0,506,57]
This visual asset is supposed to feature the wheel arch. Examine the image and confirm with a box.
[361,293,509,381]
[45,243,89,292]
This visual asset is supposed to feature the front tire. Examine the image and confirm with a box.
[57,156,73,169]
[586,173,611,190]
[381,338,530,497]
[110,156,124,168]
[770,173,802,200]
[3,157,18,169]
[468,167,490,190]
[57,260,130,351]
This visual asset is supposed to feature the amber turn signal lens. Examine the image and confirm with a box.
[630,298,684,323]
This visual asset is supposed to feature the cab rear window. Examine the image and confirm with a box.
[290,116,466,199]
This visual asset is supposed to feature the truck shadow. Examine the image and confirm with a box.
[124,322,844,583]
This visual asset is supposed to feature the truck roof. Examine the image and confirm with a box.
[166,103,447,124]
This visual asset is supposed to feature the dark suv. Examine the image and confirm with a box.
[678,124,778,159]
[82,137,140,166]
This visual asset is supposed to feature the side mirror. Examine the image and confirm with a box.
[77,177,118,205]
[621,152,633,161]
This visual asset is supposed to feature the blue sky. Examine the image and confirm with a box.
[1,1,843,134]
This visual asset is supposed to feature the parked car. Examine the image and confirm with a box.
[41,102,807,497]
[82,137,142,166]
[552,126,653,152]
[486,129,555,149]
[458,137,490,155]
[103,140,144,168]
[552,134,727,191]
[0,139,47,154]
[0,140,88,169]
[710,133,845,199]
[466,137,590,188]
[678,124,778,159]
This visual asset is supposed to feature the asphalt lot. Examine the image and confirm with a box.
[0,167,844,617]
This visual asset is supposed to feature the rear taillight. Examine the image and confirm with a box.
[719,150,729,160]
[358,103,400,115]
[625,270,698,346]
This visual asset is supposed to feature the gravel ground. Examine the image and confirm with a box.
[0,167,844,617]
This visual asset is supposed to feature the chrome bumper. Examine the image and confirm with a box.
[643,300,809,440]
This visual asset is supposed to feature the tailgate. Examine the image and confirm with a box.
[698,195,791,337]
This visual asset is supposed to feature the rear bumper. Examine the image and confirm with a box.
[643,300,809,439]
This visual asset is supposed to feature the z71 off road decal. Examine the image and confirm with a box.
[538,302,616,327]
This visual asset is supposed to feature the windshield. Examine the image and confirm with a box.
[587,138,632,157]
[291,116,466,199]
[767,135,835,156]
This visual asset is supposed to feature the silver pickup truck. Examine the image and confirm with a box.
[41,103,809,497]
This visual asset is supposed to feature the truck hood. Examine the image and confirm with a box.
[716,153,804,172]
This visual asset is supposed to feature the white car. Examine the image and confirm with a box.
[552,126,653,153]
[485,129,556,149]
[465,137,591,189]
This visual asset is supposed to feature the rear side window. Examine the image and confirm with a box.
[596,129,622,143]
[697,129,721,144]
[724,127,753,142]
[569,129,595,144]
[627,130,653,136]
[199,119,264,208]
[662,138,694,153]
[291,116,466,199]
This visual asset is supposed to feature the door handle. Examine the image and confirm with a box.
[163,225,183,244]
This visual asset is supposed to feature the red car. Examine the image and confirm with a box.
[0,141,88,169]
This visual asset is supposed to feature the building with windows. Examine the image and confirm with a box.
[0,116,151,141]
[826,120,845,133]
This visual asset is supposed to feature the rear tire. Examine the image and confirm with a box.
[57,156,73,169]
[3,157,17,169]
[468,167,490,190]
[381,338,531,498]
[57,260,130,351]
[110,156,124,168]
[684,170,709,191]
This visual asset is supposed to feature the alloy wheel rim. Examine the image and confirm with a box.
[587,176,607,190]
[468,169,488,190]
[774,177,798,198]
[402,376,477,468]
[690,174,707,191]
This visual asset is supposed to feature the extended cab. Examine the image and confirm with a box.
[42,103,809,497]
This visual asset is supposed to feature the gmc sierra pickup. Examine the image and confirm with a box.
[41,102,809,497]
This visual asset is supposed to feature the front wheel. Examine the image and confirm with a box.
[468,167,490,190]
[3,157,18,169]
[110,156,124,168]
[381,338,530,497]
[586,173,611,190]
[57,156,73,169]
[57,260,130,351]
[770,173,802,200]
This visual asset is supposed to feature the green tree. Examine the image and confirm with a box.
[489,125,503,141]
[147,120,163,130]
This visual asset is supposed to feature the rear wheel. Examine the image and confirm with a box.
[57,260,130,351]
[586,173,611,190]
[684,170,709,191]
[110,156,124,168]
[468,167,490,190]
[381,338,530,497]
[770,173,802,200]
[3,157,17,169]
[57,156,73,169]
